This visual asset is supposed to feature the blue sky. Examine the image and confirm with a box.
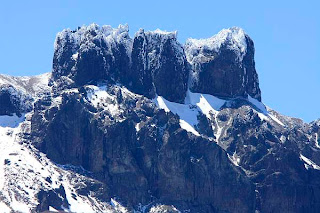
[0,0,319,122]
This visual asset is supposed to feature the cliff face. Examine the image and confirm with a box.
[0,24,319,213]
[51,24,189,103]
[31,84,255,212]
[185,27,261,101]
[129,29,189,103]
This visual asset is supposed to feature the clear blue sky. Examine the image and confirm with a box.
[0,1,319,122]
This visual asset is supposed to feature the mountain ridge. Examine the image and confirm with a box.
[0,24,319,213]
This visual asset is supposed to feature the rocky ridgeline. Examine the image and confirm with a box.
[0,73,50,116]
[0,24,319,213]
[51,23,260,103]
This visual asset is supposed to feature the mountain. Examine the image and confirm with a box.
[0,24,319,213]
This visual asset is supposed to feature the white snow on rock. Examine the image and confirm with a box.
[248,95,285,127]
[49,206,59,212]
[72,52,79,60]
[149,204,180,213]
[0,72,50,97]
[186,91,226,119]
[300,154,320,170]
[54,23,132,65]
[185,27,248,65]
[153,90,289,141]
[0,112,123,212]
[110,198,128,213]
[315,133,320,149]
[0,202,10,213]
[227,152,241,167]
[146,28,178,38]
[179,120,200,136]
[153,91,226,137]
[86,85,123,117]
[85,84,141,124]
[153,95,199,136]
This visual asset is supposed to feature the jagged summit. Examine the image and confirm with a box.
[185,26,261,101]
[185,27,248,63]
[51,24,261,103]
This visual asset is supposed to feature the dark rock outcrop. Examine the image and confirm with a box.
[52,24,131,87]
[185,27,261,101]
[52,25,190,103]
[0,84,32,116]
[52,25,261,103]
[129,29,189,103]
[36,185,70,212]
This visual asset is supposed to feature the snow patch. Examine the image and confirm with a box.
[227,152,241,166]
[153,96,199,136]
[86,85,122,117]
[300,154,320,170]
[186,91,226,119]
[179,120,200,136]
[248,95,285,126]
[135,122,141,132]
[268,114,285,126]
[315,133,320,149]
[63,179,98,213]
[110,198,128,213]
[49,206,59,212]
[149,29,177,37]
[149,205,180,213]
[11,199,30,213]
[72,52,79,60]
[0,202,10,213]
[153,92,226,138]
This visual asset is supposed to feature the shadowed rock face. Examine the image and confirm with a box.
[52,25,257,104]
[51,25,189,103]
[0,85,33,116]
[129,29,189,103]
[185,27,261,101]
[31,87,255,212]
[52,24,131,87]
[0,86,20,116]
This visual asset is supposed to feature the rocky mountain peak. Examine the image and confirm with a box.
[129,28,188,103]
[52,24,132,88]
[185,27,261,101]
[185,27,247,63]
[1,23,320,213]
[51,24,261,103]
